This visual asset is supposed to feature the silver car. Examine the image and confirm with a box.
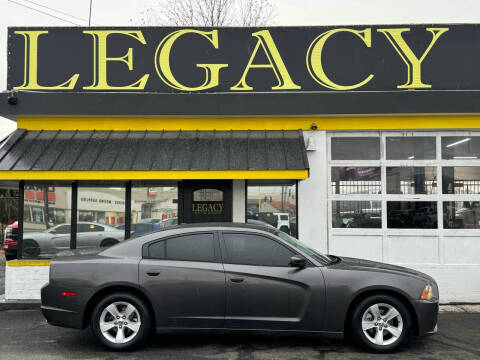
[23,222,125,257]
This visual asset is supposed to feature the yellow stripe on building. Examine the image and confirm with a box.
[0,170,309,180]
[17,115,480,131]
[6,259,51,266]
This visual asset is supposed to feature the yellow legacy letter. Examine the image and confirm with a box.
[155,29,228,91]
[377,27,449,89]
[231,30,300,91]
[306,28,373,90]
[83,30,149,90]
[14,30,79,90]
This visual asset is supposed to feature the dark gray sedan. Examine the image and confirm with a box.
[41,223,438,352]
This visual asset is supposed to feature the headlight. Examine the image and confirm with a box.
[420,284,433,300]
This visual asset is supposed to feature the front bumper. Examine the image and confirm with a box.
[411,299,439,336]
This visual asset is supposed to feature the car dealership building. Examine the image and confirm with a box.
[1,25,480,302]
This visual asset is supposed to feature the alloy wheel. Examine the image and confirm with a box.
[99,301,142,344]
[361,302,403,346]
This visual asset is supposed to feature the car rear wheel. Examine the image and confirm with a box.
[351,294,411,352]
[91,293,151,350]
[100,238,118,248]
[23,239,40,257]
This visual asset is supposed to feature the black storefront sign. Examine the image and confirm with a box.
[8,24,480,93]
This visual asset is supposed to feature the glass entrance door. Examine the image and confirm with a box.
[180,180,233,223]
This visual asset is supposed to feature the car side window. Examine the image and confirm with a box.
[148,233,215,262]
[222,233,295,267]
[93,225,104,232]
[53,225,70,234]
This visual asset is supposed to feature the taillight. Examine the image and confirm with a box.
[3,238,17,250]
[61,291,76,297]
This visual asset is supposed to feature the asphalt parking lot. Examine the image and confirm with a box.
[0,310,478,360]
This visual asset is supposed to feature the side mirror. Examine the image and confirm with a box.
[289,255,307,268]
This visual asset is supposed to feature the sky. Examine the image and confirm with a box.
[2,0,480,139]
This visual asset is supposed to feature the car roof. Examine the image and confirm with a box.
[161,222,276,231]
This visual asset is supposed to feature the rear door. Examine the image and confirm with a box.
[220,231,325,331]
[139,231,225,329]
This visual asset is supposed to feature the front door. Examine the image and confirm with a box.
[180,180,233,223]
[219,231,325,331]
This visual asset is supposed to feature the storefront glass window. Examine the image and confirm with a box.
[22,184,72,258]
[246,183,297,237]
[443,201,480,229]
[77,186,125,248]
[386,167,437,194]
[387,201,438,229]
[331,137,380,160]
[332,201,381,228]
[442,167,480,194]
[386,137,436,160]
[442,136,480,159]
[131,186,178,236]
[331,167,381,194]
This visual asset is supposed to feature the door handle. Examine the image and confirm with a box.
[146,271,160,276]
[230,277,244,283]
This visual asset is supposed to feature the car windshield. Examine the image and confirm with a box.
[274,230,333,266]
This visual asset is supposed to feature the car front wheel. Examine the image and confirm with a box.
[351,294,411,352]
[91,292,152,350]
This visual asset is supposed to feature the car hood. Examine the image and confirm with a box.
[330,256,435,283]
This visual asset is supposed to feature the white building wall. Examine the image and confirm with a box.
[299,131,329,253]
[5,262,49,300]
[232,180,246,222]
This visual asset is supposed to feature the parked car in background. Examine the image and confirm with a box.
[274,212,290,233]
[160,217,178,229]
[22,222,124,258]
[138,218,161,225]
[41,223,439,352]
[116,223,161,238]
[3,221,18,260]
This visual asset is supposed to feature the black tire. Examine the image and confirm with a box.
[91,292,152,351]
[5,253,16,261]
[351,294,412,352]
[23,239,40,257]
[100,238,119,248]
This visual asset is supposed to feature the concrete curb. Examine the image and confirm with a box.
[0,295,40,311]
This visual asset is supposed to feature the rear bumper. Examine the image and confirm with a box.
[41,283,86,329]
[411,299,439,336]
[41,305,84,329]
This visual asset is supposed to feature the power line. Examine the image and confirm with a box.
[7,0,82,26]
[22,0,91,23]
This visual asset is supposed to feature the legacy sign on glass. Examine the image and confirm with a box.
[9,25,476,93]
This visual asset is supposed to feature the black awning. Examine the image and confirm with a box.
[0,130,309,172]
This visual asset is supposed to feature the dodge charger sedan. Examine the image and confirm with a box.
[41,223,438,352]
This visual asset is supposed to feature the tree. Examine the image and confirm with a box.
[135,0,277,27]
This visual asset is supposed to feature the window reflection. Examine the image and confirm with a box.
[387,202,437,229]
[331,137,380,160]
[332,201,381,228]
[331,167,381,194]
[386,167,437,194]
[247,183,297,237]
[444,201,480,229]
[77,187,125,248]
[386,137,436,160]
[442,167,480,194]
[22,185,71,258]
[442,136,480,159]
[131,186,178,236]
